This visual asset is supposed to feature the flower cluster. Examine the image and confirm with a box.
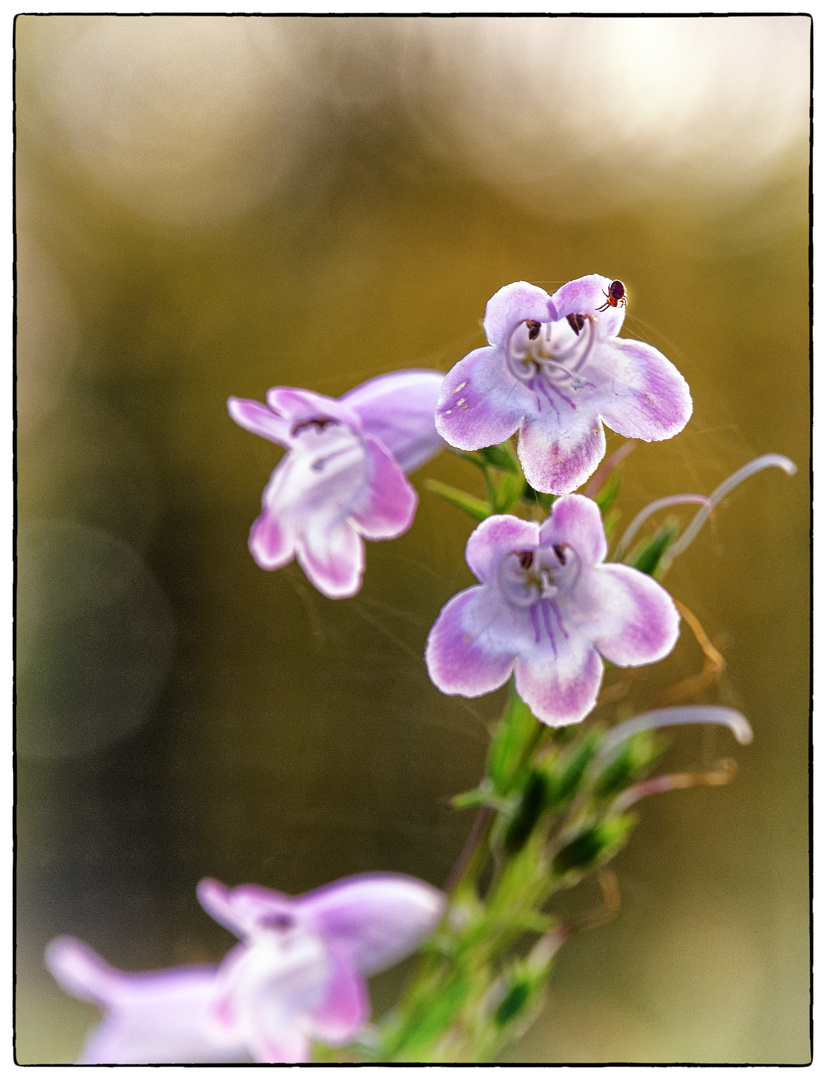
[45,276,786,1065]
[46,873,444,1064]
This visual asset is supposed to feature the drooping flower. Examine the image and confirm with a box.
[46,872,444,1065]
[435,277,692,495]
[228,370,444,598]
[196,873,445,1064]
[425,494,680,726]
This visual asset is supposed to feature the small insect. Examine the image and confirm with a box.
[566,313,587,336]
[596,279,627,312]
[525,319,542,340]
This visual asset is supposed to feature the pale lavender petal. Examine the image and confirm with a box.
[550,274,625,337]
[295,520,364,599]
[598,338,693,441]
[436,346,532,451]
[482,280,555,345]
[45,937,245,1064]
[349,435,417,540]
[585,563,681,667]
[227,397,290,446]
[539,494,608,567]
[464,514,540,584]
[514,636,604,727]
[425,587,517,698]
[197,878,295,938]
[253,1030,310,1065]
[249,506,297,571]
[299,873,445,977]
[341,370,445,472]
[518,411,606,495]
[266,387,362,433]
[305,950,370,1042]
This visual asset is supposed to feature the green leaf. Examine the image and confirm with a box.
[487,686,541,796]
[425,479,491,522]
[628,520,681,577]
[477,442,521,473]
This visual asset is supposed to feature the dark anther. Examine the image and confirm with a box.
[566,313,587,336]
[516,550,534,570]
[526,320,542,341]
[291,417,335,438]
[553,544,567,565]
[259,912,296,931]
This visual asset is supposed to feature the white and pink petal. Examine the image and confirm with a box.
[586,563,681,667]
[350,435,417,540]
[598,338,692,442]
[436,346,531,452]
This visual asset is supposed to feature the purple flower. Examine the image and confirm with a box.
[46,873,444,1065]
[425,495,680,727]
[228,370,444,598]
[435,277,692,494]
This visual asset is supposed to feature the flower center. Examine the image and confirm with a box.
[500,543,582,650]
[505,316,598,417]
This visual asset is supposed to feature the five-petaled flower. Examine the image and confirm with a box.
[435,277,692,495]
[228,370,444,598]
[46,873,444,1065]
[425,494,681,726]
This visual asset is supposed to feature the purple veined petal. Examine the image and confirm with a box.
[45,937,245,1064]
[266,387,362,434]
[550,274,625,338]
[482,280,556,345]
[197,879,296,939]
[227,397,291,447]
[295,519,364,599]
[305,949,370,1043]
[464,514,540,584]
[518,410,607,495]
[435,345,532,451]
[514,634,604,727]
[349,435,418,540]
[597,338,693,441]
[538,494,609,568]
[298,873,446,977]
[585,563,681,667]
[425,587,518,698]
[341,370,445,473]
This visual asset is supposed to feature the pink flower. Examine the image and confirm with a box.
[228,370,444,598]
[46,873,445,1064]
[435,277,692,495]
[425,495,681,727]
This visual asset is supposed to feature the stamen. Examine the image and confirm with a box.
[583,440,638,498]
[666,454,797,561]
[599,705,753,758]
[610,759,738,814]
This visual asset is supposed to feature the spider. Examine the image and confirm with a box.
[596,279,627,312]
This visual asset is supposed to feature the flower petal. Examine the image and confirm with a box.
[514,635,604,727]
[45,937,244,1064]
[464,514,540,584]
[550,274,625,337]
[266,388,362,435]
[482,281,556,345]
[585,563,681,666]
[299,873,445,977]
[425,587,518,698]
[295,520,364,599]
[341,370,445,473]
[436,346,531,451]
[197,879,295,938]
[248,507,297,571]
[539,493,608,567]
[349,435,417,540]
[227,397,290,446]
[517,411,606,495]
[305,950,369,1043]
[598,338,693,441]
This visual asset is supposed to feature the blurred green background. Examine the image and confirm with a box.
[15,14,810,1064]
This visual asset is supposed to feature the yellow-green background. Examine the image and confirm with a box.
[15,14,810,1064]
